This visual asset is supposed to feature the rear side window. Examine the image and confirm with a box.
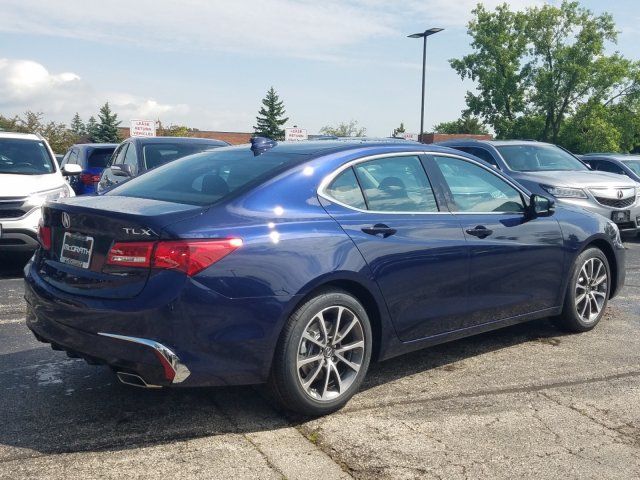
[353,156,438,212]
[87,148,116,168]
[325,168,366,209]
[109,149,301,206]
[0,139,55,175]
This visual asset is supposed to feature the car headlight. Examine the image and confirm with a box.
[541,185,588,199]
[25,187,70,209]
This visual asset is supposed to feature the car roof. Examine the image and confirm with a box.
[74,143,118,149]
[0,132,42,141]
[214,139,458,158]
[129,136,228,145]
[583,153,640,160]
[437,138,554,148]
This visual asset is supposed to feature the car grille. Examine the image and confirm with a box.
[594,196,635,208]
[0,197,30,220]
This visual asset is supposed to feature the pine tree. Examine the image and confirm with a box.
[253,87,289,140]
[70,112,85,136]
[86,116,99,142]
[392,122,406,137]
[95,102,121,142]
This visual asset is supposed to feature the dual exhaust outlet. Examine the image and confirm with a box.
[116,371,162,389]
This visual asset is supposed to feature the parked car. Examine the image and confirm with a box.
[580,154,640,183]
[438,139,640,235]
[0,132,79,252]
[60,143,118,195]
[55,154,64,164]
[26,139,625,415]
[97,137,228,193]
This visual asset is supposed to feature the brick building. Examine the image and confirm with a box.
[117,127,252,145]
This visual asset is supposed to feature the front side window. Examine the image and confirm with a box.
[325,167,366,210]
[112,144,128,165]
[353,156,438,212]
[621,159,640,176]
[0,139,55,175]
[497,144,588,172]
[434,156,524,213]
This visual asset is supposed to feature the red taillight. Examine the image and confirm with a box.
[153,239,242,276]
[106,242,155,268]
[37,222,51,250]
[80,173,101,185]
[105,239,242,276]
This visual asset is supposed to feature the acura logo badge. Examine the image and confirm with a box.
[61,212,70,229]
[617,190,624,199]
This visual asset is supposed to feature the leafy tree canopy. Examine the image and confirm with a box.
[433,115,489,135]
[319,120,366,137]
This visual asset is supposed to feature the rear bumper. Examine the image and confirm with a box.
[24,258,297,387]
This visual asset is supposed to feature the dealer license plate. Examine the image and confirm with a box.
[60,232,94,269]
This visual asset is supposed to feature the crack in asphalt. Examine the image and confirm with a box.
[339,369,640,415]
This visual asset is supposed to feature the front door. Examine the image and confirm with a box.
[321,154,469,341]
[428,154,565,328]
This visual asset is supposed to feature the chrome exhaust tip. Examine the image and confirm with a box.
[116,372,162,389]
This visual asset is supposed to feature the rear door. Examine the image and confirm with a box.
[320,153,469,341]
[428,153,565,327]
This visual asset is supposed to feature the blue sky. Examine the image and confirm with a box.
[0,0,638,136]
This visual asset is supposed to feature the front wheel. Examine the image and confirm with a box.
[268,289,372,416]
[555,247,611,333]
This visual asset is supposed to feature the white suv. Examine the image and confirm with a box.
[0,132,80,251]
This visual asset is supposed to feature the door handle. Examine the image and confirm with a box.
[361,224,397,238]
[465,225,493,239]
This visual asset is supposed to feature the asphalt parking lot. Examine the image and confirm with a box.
[1,240,639,480]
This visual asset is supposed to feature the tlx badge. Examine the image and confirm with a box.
[123,227,153,236]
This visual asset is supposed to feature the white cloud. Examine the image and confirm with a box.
[0,58,189,124]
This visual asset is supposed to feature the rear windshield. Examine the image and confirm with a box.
[108,148,305,206]
[87,147,116,168]
[0,138,55,175]
[143,143,222,170]
[496,144,588,172]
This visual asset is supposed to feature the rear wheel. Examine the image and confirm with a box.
[268,289,372,416]
[555,247,610,332]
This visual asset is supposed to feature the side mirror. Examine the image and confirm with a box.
[111,164,132,177]
[528,194,554,218]
[61,164,82,176]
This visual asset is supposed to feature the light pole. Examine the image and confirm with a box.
[408,28,443,142]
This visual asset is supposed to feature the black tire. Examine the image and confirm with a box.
[555,247,611,333]
[268,288,372,416]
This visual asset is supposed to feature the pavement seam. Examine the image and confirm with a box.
[339,369,640,415]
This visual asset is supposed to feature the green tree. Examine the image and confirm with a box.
[70,112,85,137]
[254,87,289,140]
[94,102,121,143]
[450,1,636,144]
[433,114,489,135]
[0,114,21,132]
[86,116,99,141]
[319,120,366,137]
[392,122,406,137]
[156,120,198,137]
[42,121,76,153]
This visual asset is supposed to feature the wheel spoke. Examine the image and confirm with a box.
[302,361,323,389]
[335,318,358,345]
[316,312,329,344]
[335,352,360,373]
[594,262,603,282]
[336,340,364,354]
[321,362,331,399]
[575,292,587,305]
[592,290,606,299]
[593,274,607,286]
[332,307,344,344]
[298,354,323,368]
[330,361,342,394]
[302,332,324,349]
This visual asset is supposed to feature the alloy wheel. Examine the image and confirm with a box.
[296,305,365,401]
[575,257,608,324]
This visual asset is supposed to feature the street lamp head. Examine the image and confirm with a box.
[407,28,444,38]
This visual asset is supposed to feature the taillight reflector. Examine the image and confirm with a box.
[106,242,154,268]
[37,222,51,250]
[105,238,242,276]
[80,173,101,185]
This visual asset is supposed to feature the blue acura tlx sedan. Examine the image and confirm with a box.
[26,138,625,415]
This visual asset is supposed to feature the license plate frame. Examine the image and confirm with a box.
[60,231,94,269]
[611,210,631,223]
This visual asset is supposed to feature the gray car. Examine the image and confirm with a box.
[437,140,640,234]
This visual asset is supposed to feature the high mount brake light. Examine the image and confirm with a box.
[106,239,242,276]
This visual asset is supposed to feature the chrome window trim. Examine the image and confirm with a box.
[317,151,531,216]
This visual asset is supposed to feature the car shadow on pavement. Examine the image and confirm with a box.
[0,252,31,279]
[0,318,569,456]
